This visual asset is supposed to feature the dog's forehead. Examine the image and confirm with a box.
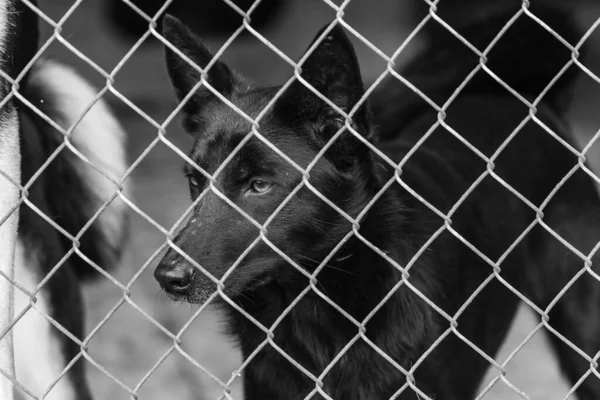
[203,104,252,135]
[189,131,241,170]
[190,90,279,163]
[189,129,268,176]
[188,86,320,174]
[202,89,277,135]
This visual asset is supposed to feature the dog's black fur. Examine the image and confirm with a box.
[156,6,600,399]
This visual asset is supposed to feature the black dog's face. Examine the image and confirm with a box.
[154,15,374,304]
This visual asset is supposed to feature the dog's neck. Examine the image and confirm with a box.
[226,174,438,379]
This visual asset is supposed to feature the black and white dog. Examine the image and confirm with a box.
[0,1,128,399]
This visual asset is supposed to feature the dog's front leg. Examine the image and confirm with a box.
[0,107,21,400]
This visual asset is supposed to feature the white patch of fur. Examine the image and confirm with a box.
[0,0,9,58]
[13,240,76,400]
[0,107,20,399]
[26,58,128,255]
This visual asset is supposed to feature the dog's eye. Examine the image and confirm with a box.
[188,175,199,188]
[248,180,272,195]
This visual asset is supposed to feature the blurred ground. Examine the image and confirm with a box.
[31,0,600,399]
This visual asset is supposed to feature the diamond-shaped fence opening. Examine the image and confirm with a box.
[0,0,600,399]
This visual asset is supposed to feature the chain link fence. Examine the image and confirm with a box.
[0,0,600,399]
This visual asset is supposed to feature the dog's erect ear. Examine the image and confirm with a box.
[162,14,238,132]
[278,24,370,137]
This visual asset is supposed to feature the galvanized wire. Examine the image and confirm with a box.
[0,0,598,399]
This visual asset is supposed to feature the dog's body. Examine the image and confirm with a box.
[0,1,128,399]
[156,6,600,400]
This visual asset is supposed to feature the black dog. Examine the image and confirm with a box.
[155,6,600,399]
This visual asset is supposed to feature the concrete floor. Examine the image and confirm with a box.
[23,0,600,399]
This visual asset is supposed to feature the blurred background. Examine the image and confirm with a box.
[27,0,600,399]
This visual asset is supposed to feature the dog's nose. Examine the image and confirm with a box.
[154,264,194,295]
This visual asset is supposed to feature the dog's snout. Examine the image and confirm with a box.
[154,263,195,295]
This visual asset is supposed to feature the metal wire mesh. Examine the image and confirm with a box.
[0,0,599,399]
